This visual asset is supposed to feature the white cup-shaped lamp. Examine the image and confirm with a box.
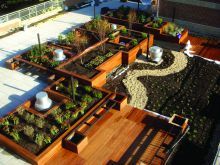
[149,46,163,62]
[111,24,117,31]
[35,92,52,111]
[53,49,66,62]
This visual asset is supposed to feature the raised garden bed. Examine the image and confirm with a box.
[101,5,152,31]
[109,28,154,64]
[56,42,123,87]
[0,77,110,164]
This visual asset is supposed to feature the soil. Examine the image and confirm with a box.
[104,52,220,164]
[61,43,119,78]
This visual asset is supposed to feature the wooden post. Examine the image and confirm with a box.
[146,31,150,59]
[137,0,140,14]
[37,33,42,54]
[71,76,75,102]
[172,7,176,22]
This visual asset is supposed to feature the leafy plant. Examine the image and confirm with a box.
[130,39,138,46]
[109,34,115,40]
[65,102,76,110]
[141,32,148,39]
[35,133,44,146]
[121,28,128,35]
[82,94,93,103]
[50,125,59,136]
[24,113,35,123]
[71,112,79,120]
[23,125,34,137]
[49,61,60,68]
[44,136,51,144]
[84,85,92,93]
[10,130,20,142]
[55,114,63,124]
[35,118,45,128]
[93,90,103,99]
[0,118,9,127]
[64,111,71,120]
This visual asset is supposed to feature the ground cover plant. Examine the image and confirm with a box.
[103,50,220,164]
[163,22,184,38]
[147,17,164,29]
[0,79,104,155]
[107,5,152,24]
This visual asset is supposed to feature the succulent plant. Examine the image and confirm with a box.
[23,125,34,137]
[35,117,45,129]
[35,133,44,146]
[50,125,59,136]
[10,130,20,142]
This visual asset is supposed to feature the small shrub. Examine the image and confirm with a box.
[50,125,59,136]
[121,28,128,35]
[35,133,44,146]
[24,113,35,123]
[10,130,20,142]
[49,61,60,68]
[84,85,92,93]
[55,114,64,124]
[35,118,45,128]
[93,90,103,99]
[71,112,79,120]
[109,34,115,40]
[44,136,51,144]
[65,102,76,110]
[79,101,87,110]
[23,125,34,137]
[131,39,138,46]
[82,94,93,103]
[64,111,71,120]
[0,118,9,127]
[141,32,148,39]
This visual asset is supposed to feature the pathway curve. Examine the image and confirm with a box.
[123,51,188,109]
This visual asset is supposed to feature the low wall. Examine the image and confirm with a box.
[0,18,21,36]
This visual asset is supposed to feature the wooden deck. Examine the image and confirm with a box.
[182,35,220,61]
[45,106,177,165]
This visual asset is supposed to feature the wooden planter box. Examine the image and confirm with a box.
[144,22,167,36]
[0,81,111,165]
[159,29,189,44]
[22,90,65,118]
[169,114,189,133]
[101,14,143,31]
[109,34,154,64]
[5,58,20,70]
[63,131,88,154]
[109,93,127,111]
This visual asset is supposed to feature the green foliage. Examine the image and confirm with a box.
[79,101,87,110]
[82,94,93,103]
[163,22,184,37]
[65,102,76,110]
[138,14,146,24]
[35,133,44,146]
[63,111,71,120]
[44,136,51,144]
[23,125,34,137]
[93,90,103,99]
[24,113,35,123]
[0,118,9,127]
[35,118,45,128]
[50,125,59,136]
[49,61,60,68]
[71,112,79,120]
[55,114,63,124]
[84,85,92,93]
[121,28,128,35]
[130,39,138,46]
[141,32,148,39]
[10,130,20,142]
[108,34,115,40]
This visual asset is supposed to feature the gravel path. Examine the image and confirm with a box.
[122,51,188,109]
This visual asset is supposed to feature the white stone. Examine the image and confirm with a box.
[35,92,52,111]
[53,49,66,61]
[111,24,117,30]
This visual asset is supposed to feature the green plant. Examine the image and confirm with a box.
[64,111,71,120]
[2,126,10,134]
[10,130,20,142]
[141,32,148,39]
[109,34,115,40]
[55,114,63,124]
[50,125,59,136]
[49,61,60,68]
[82,94,93,103]
[44,136,51,144]
[35,118,45,128]
[79,101,87,110]
[0,118,9,126]
[24,113,35,123]
[23,125,34,137]
[121,28,128,35]
[105,52,114,58]
[71,112,79,120]
[93,90,103,99]
[35,133,44,146]
[65,102,76,110]
[84,85,92,93]
[131,39,138,46]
